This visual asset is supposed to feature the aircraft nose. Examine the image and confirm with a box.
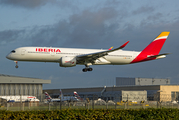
[6,54,11,59]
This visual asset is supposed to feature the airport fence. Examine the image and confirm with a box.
[0,94,179,111]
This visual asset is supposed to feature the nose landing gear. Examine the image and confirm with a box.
[14,61,18,68]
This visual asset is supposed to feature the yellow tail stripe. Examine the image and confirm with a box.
[156,31,170,39]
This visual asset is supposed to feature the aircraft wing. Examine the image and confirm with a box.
[76,41,129,64]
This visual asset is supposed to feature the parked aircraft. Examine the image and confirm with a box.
[74,91,83,101]
[0,95,39,102]
[45,90,80,102]
[6,32,170,72]
[58,89,80,101]
[44,92,61,102]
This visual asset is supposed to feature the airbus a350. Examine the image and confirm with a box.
[6,31,170,72]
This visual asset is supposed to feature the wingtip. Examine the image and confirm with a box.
[119,41,129,49]
[108,46,114,50]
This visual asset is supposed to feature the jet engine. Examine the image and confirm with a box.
[60,56,76,67]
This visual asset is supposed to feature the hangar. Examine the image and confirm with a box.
[0,74,51,101]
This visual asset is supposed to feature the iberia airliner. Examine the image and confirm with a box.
[6,31,170,72]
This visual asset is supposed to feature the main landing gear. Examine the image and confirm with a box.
[82,67,93,72]
[14,61,18,68]
[82,65,93,72]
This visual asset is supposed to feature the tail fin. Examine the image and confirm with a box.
[141,31,170,55]
[59,89,63,98]
[45,92,52,101]
[131,31,170,63]
[74,91,82,100]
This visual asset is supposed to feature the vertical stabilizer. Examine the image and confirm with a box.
[45,92,52,101]
[131,31,170,63]
[59,89,63,99]
[74,91,82,100]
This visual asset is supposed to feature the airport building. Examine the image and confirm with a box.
[0,74,178,102]
[44,85,179,102]
[116,77,170,86]
[44,77,179,102]
[0,74,51,101]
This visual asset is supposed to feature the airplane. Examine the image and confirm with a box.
[44,92,61,102]
[0,95,39,102]
[74,91,83,101]
[45,90,80,102]
[58,89,80,101]
[6,31,170,72]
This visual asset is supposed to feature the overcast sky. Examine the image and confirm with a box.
[0,0,179,89]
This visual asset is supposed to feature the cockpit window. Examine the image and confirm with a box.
[11,50,16,53]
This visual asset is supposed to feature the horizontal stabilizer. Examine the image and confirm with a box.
[147,53,171,58]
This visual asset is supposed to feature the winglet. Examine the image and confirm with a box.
[107,41,129,52]
[108,41,129,51]
[108,46,113,50]
[119,41,129,49]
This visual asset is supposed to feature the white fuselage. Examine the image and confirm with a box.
[47,96,79,102]
[6,47,140,65]
[59,96,79,101]
[0,95,39,102]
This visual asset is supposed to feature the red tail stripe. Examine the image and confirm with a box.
[131,38,167,63]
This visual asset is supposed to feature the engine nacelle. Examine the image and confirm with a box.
[60,56,76,67]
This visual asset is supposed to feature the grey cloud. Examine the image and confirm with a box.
[0,6,123,48]
[104,0,121,6]
[27,7,121,47]
[29,22,71,47]
[0,1,129,47]
[0,0,49,8]
[0,29,26,44]
[132,6,155,15]
[140,13,163,27]
[147,13,163,21]
[66,8,120,46]
[1,6,178,50]
[0,0,74,9]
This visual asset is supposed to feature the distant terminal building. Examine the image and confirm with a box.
[44,77,179,102]
[116,77,170,86]
[44,85,179,102]
[0,74,51,101]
